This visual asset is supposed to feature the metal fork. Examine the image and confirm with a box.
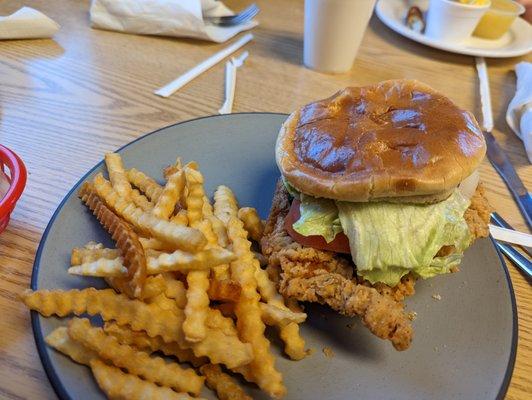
[204,3,259,26]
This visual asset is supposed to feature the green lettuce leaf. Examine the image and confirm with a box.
[293,194,343,243]
[282,178,301,199]
[336,191,472,286]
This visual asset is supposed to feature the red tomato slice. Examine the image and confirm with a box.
[284,199,351,254]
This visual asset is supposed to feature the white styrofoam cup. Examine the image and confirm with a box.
[303,0,376,73]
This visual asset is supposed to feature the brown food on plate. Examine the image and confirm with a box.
[262,181,414,351]
[90,359,199,400]
[22,153,308,400]
[200,363,252,400]
[276,80,486,203]
[79,182,147,299]
[263,79,490,351]
[406,6,425,33]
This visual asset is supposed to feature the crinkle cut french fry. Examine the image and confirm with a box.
[79,182,146,298]
[238,207,264,242]
[45,327,97,366]
[162,276,187,308]
[145,248,163,258]
[246,227,308,361]
[141,274,168,300]
[20,288,176,333]
[213,302,235,318]
[139,237,174,252]
[153,170,185,220]
[200,364,252,400]
[90,359,200,400]
[212,265,231,282]
[92,174,207,252]
[187,308,252,369]
[215,302,304,330]
[183,270,210,342]
[182,166,211,343]
[127,168,163,202]
[254,265,308,360]
[253,256,305,320]
[131,188,154,211]
[160,280,236,330]
[147,292,180,314]
[105,153,132,200]
[202,195,214,217]
[149,283,239,342]
[171,209,188,226]
[255,267,308,360]
[163,157,183,180]
[103,322,207,367]
[217,186,286,391]
[68,258,126,277]
[146,247,236,274]
[84,241,104,250]
[71,247,121,265]
[214,185,239,225]
[68,318,204,395]
[184,166,205,227]
[209,215,229,248]
[20,288,253,369]
[260,303,306,325]
[107,273,167,300]
[196,189,233,291]
[138,280,252,369]
[208,215,231,281]
[227,216,286,398]
[207,279,241,303]
[279,322,307,361]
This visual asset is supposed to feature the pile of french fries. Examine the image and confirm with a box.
[21,153,308,399]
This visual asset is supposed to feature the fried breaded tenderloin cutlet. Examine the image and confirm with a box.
[261,181,491,351]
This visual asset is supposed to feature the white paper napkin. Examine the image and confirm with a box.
[506,62,532,163]
[90,0,257,43]
[0,7,60,40]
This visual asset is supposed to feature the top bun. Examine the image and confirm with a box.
[276,79,486,203]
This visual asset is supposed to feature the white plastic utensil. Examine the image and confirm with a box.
[476,57,494,132]
[154,33,253,98]
[218,51,248,115]
[489,224,532,248]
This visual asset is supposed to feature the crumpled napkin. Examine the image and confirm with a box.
[90,0,257,43]
[506,62,532,163]
[0,7,60,40]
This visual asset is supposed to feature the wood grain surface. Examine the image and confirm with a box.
[0,0,530,398]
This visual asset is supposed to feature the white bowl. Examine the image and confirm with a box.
[425,0,491,44]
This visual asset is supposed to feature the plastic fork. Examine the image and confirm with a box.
[491,212,532,280]
[205,3,259,26]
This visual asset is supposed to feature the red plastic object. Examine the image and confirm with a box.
[0,145,27,233]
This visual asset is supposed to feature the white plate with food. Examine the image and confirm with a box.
[25,80,517,400]
[375,0,532,58]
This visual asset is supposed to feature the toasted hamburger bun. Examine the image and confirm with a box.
[276,80,486,203]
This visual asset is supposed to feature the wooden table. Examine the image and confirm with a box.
[0,0,530,398]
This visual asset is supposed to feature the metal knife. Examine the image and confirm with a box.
[475,57,532,230]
